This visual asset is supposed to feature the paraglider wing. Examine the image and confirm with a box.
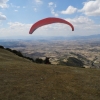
[29,17,74,34]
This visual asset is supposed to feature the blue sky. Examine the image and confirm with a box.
[0,0,100,39]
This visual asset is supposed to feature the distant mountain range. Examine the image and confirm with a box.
[69,34,100,40]
[24,34,100,41]
[0,34,100,41]
[36,34,100,41]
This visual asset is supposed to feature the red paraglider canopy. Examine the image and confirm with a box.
[29,17,74,34]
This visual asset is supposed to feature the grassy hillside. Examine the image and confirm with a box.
[0,48,100,100]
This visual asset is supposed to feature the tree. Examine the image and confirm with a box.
[44,57,51,64]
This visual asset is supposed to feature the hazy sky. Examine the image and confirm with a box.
[0,0,100,38]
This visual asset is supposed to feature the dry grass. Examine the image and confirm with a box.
[0,48,100,100]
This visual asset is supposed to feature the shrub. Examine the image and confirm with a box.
[0,45,4,49]
[24,57,34,62]
[12,50,24,57]
[6,48,12,52]
[35,58,44,64]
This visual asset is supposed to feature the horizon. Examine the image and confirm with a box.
[0,33,100,40]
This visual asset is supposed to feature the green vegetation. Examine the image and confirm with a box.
[0,45,4,49]
[35,58,44,63]
[35,57,51,64]
[66,57,84,68]
[0,47,100,100]
[59,57,84,68]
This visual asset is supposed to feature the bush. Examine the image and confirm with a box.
[35,58,44,64]
[12,50,24,57]
[6,48,12,52]
[0,45,4,49]
[24,57,34,62]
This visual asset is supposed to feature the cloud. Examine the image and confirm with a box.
[66,16,94,25]
[48,2,58,17]
[8,22,26,28]
[48,2,56,8]
[23,6,26,9]
[65,16,100,36]
[0,0,9,8]
[10,3,20,8]
[35,0,43,4]
[33,8,37,12]
[48,2,54,6]
[0,12,7,20]
[32,0,43,12]
[61,6,77,14]
[80,0,100,16]
[51,9,58,17]
[14,10,18,12]
[0,22,31,37]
